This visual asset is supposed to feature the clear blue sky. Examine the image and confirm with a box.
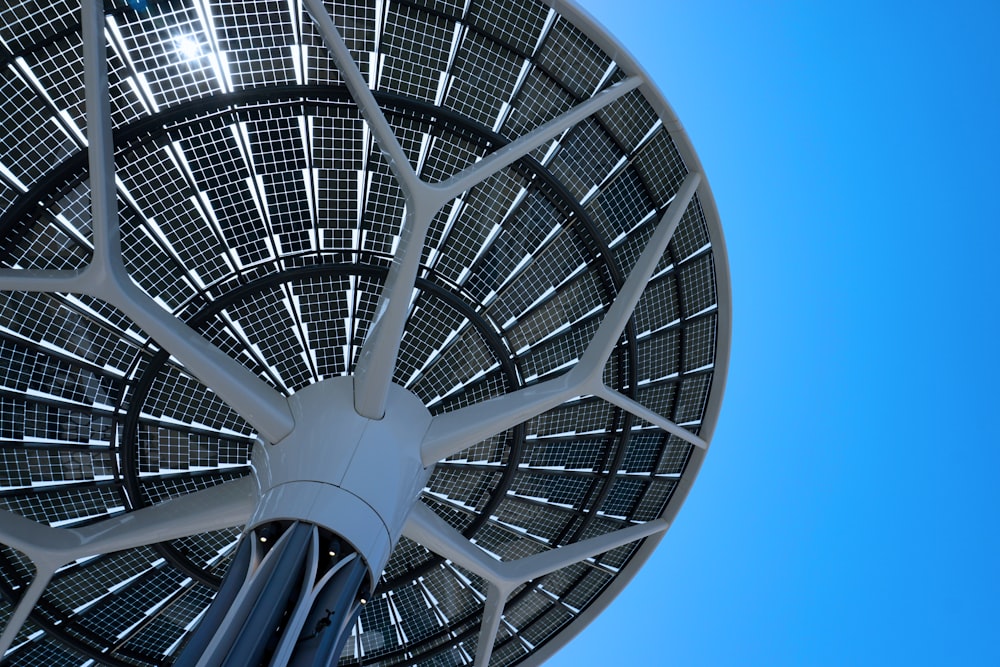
[552,1,1000,665]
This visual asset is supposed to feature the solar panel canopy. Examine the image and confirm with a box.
[0,0,730,665]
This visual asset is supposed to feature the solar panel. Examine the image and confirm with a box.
[0,1,729,665]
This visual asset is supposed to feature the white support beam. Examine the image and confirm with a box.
[0,5,120,648]
[402,502,668,590]
[304,0,443,419]
[0,569,55,656]
[0,506,75,563]
[302,0,422,198]
[66,475,256,555]
[0,476,256,656]
[403,503,669,666]
[499,518,669,584]
[0,269,296,444]
[81,0,120,269]
[85,2,296,444]
[402,503,500,583]
[0,0,119,299]
[350,201,437,419]
[596,385,708,449]
[420,373,578,466]
[420,173,702,463]
[102,277,295,444]
[474,585,505,667]
[349,79,646,420]
[432,76,644,203]
[304,6,647,423]
[0,476,255,566]
[0,269,86,293]
[573,171,701,384]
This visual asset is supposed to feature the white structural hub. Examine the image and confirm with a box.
[0,0,729,665]
[248,377,434,581]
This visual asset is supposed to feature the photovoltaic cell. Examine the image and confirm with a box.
[0,0,725,663]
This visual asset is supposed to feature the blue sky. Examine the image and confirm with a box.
[552,1,1000,665]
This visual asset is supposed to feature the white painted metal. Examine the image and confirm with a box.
[596,385,709,449]
[0,268,85,292]
[428,75,645,203]
[0,569,53,661]
[0,272,297,443]
[475,587,506,666]
[402,502,670,664]
[0,476,256,655]
[100,276,296,444]
[402,502,669,591]
[247,377,433,582]
[420,370,577,467]
[304,0,436,420]
[306,0,650,422]
[574,172,702,381]
[346,76,649,421]
[349,198,438,420]
[302,0,422,198]
[0,476,254,567]
[80,0,119,268]
[0,1,297,445]
[0,2,727,664]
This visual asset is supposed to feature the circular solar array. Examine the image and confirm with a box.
[0,0,729,665]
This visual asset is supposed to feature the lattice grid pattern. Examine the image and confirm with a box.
[0,0,725,665]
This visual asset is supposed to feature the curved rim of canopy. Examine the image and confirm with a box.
[519,2,731,663]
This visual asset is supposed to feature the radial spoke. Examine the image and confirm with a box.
[403,502,668,589]
[81,0,119,269]
[501,518,669,584]
[302,0,422,197]
[0,477,255,568]
[0,507,75,565]
[0,0,113,299]
[304,0,443,418]
[351,203,437,418]
[433,76,644,203]
[597,386,708,449]
[0,269,86,293]
[421,173,701,461]
[83,3,293,441]
[574,172,701,383]
[66,475,256,556]
[474,585,505,667]
[106,278,295,444]
[404,504,669,666]
[420,373,579,466]
[0,568,55,656]
[402,503,500,583]
[353,81,645,419]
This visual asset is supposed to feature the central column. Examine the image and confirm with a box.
[176,377,434,667]
[251,377,434,580]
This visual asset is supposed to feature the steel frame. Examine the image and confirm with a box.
[0,1,728,665]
